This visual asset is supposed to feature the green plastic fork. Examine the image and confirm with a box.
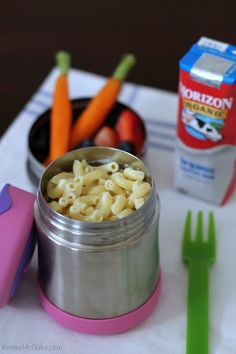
[182,211,216,354]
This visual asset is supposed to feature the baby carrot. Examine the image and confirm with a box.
[70,54,136,149]
[49,51,72,163]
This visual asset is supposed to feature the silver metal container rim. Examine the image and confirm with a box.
[36,147,160,248]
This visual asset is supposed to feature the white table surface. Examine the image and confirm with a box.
[0,68,235,354]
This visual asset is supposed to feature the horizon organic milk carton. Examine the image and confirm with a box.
[175,37,236,205]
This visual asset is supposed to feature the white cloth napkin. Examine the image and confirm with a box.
[0,68,235,354]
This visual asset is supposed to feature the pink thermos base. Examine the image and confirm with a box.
[38,275,161,335]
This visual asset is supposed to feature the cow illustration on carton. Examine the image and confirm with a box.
[182,109,223,142]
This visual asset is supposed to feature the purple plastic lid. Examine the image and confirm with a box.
[0,184,12,215]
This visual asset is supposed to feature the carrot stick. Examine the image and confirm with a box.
[70,54,136,149]
[48,51,72,163]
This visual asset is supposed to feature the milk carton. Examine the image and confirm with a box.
[175,37,236,205]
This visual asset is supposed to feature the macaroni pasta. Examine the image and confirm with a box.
[46,159,151,222]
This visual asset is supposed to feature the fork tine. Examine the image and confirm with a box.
[196,211,203,242]
[183,210,192,246]
[208,211,216,255]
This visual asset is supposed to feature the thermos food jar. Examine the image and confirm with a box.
[34,147,161,334]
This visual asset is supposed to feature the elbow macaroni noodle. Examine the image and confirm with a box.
[47,159,151,222]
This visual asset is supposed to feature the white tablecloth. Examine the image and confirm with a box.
[0,68,235,354]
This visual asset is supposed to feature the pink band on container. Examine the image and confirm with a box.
[39,274,161,335]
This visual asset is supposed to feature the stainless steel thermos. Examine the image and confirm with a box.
[34,147,161,332]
